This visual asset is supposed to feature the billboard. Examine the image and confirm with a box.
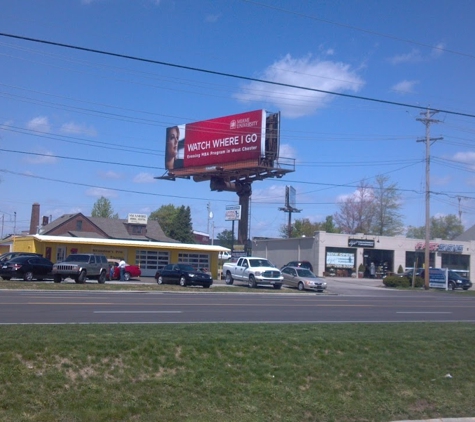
[225,205,241,221]
[165,110,268,175]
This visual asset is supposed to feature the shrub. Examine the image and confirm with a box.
[383,275,425,288]
[397,264,404,274]
[383,275,410,288]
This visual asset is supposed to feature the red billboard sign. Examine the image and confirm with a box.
[165,110,266,172]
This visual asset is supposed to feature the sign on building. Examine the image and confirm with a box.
[128,213,148,224]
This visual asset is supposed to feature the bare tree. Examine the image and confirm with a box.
[371,175,404,236]
[334,181,375,234]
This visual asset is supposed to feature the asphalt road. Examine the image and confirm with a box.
[0,277,474,324]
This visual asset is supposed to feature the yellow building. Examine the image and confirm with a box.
[12,234,229,279]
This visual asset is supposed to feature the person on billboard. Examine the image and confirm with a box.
[165,126,184,170]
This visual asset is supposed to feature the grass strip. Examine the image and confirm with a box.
[0,323,474,421]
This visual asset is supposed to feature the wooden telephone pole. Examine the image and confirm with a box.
[416,109,443,290]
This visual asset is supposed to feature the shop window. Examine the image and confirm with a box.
[178,253,210,272]
[405,251,434,269]
[441,253,469,271]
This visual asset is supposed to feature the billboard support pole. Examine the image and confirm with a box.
[237,182,252,245]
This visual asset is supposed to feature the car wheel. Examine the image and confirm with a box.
[77,270,87,284]
[225,272,234,285]
[23,271,34,281]
[157,276,163,285]
[54,275,62,283]
[448,281,455,291]
[298,282,305,291]
[203,284,211,289]
[273,284,282,290]
[2,277,11,280]
[248,275,257,288]
[179,276,187,287]
[124,272,131,281]
[463,287,469,290]
[98,270,106,284]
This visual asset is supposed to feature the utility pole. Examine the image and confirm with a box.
[416,109,443,290]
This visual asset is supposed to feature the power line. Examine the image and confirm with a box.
[2,32,475,119]
[242,0,475,60]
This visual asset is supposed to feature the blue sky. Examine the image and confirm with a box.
[2,0,475,239]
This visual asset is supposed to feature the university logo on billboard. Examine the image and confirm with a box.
[415,242,463,253]
[348,239,375,248]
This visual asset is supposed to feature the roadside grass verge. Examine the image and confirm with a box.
[0,323,474,421]
[0,279,302,293]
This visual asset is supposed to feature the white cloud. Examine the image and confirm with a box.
[24,150,57,165]
[98,170,122,180]
[252,184,286,204]
[431,174,451,186]
[451,151,475,169]
[431,42,445,58]
[391,79,418,95]
[234,54,364,118]
[133,172,157,183]
[279,143,297,159]
[205,14,221,23]
[85,187,117,198]
[27,116,50,133]
[60,122,97,137]
[387,49,422,65]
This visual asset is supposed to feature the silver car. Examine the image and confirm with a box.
[281,266,327,292]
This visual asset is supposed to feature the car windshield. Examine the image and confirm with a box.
[249,259,272,267]
[64,254,90,263]
[296,268,315,278]
[449,271,463,280]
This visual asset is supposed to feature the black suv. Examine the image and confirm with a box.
[403,268,472,290]
[281,260,313,272]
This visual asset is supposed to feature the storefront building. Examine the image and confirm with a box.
[11,235,228,279]
[252,231,475,280]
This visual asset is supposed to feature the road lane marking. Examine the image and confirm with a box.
[396,312,452,314]
[94,311,182,314]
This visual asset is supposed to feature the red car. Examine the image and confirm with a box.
[107,259,141,281]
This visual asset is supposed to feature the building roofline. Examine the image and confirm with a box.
[28,234,230,252]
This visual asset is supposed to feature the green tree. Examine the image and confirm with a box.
[406,214,464,240]
[279,216,340,238]
[149,204,194,243]
[216,229,234,249]
[91,196,119,218]
[371,175,404,236]
[320,215,340,233]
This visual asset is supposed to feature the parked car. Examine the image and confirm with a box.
[155,263,213,288]
[281,260,314,273]
[281,266,327,292]
[107,259,142,281]
[402,268,472,290]
[0,252,42,264]
[0,255,54,281]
